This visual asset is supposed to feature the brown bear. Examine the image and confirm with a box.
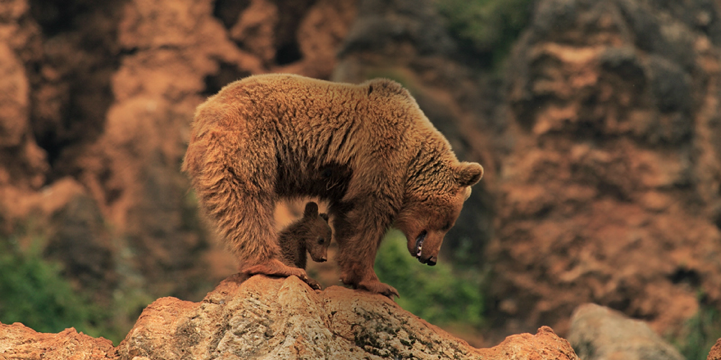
[278,201,332,273]
[182,73,483,298]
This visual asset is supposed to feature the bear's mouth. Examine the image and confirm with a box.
[414,230,427,261]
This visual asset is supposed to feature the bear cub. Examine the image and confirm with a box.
[278,202,333,289]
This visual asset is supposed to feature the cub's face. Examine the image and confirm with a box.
[395,186,472,266]
[304,213,333,263]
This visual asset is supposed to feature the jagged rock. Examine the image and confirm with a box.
[0,323,115,360]
[491,0,721,336]
[0,0,359,307]
[568,303,684,360]
[0,275,580,360]
[709,338,721,360]
[118,275,578,359]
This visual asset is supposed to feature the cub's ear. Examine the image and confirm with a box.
[455,162,484,187]
[304,202,319,217]
[319,213,329,222]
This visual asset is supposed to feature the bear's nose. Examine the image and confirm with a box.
[426,256,437,266]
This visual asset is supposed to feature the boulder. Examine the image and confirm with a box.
[568,303,684,360]
[1,275,580,360]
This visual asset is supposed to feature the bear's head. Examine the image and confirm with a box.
[395,161,483,266]
[300,202,333,263]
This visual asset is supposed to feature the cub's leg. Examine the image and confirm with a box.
[332,199,399,299]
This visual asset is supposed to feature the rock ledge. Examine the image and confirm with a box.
[1,274,578,359]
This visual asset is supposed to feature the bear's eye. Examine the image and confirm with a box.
[442,222,451,231]
[317,238,325,245]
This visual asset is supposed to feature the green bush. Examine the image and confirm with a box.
[374,229,485,327]
[0,238,116,340]
[437,0,534,69]
[672,303,721,360]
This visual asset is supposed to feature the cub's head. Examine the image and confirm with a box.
[395,162,483,266]
[299,202,333,263]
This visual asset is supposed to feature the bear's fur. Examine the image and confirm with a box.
[183,73,483,298]
[278,202,332,271]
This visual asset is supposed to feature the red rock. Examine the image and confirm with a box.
[0,323,114,360]
[490,0,721,337]
[1,275,579,360]
[708,339,721,360]
[568,303,684,360]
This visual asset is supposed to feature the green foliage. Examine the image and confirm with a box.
[0,237,123,343]
[436,0,534,69]
[374,229,485,327]
[672,303,721,360]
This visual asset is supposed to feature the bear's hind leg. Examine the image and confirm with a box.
[190,131,320,290]
[231,198,318,288]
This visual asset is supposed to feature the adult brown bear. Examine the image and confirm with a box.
[183,74,483,298]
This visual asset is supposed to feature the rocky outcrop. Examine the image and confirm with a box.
[0,0,49,231]
[0,0,358,306]
[0,275,579,360]
[568,303,684,360]
[0,324,115,360]
[709,338,721,360]
[490,0,721,336]
[4,0,721,352]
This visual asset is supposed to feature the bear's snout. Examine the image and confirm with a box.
[418,255,437,266]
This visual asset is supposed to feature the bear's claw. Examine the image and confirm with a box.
[357,280,400,300]
[242,259,321,289]
[306,277,322,290]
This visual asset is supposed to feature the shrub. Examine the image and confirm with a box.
[672,303,721,360]
[0,237,119,341]
[374,229,485,327]
[437,0,534,69]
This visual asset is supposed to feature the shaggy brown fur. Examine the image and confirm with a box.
[183,73,483,298]
[278,202,332,273]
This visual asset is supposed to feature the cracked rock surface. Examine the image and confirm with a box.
[1,274,579,360]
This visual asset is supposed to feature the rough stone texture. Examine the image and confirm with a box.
[490,0,721,337]
[1,275,579,360]
[709,338,721,360]
[0,323,115,360]
[567,303,684,360]
[74,0,247,298]
[3,0,721,353]
[0,0,48,232]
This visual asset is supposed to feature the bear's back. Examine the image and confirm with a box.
[200,74,422,160]
[189,73,450,199]
[218,74,363,109]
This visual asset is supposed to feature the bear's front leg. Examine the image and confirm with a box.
[342,264,399,299]
[333,202,399,299]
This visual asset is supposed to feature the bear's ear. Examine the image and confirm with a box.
[304,202,319,218]
[455,162,484,187]
[365,78,407,97]
[319,213,329,222]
